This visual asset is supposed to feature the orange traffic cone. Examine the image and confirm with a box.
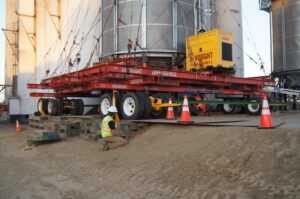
[259,95,273,128]
[166,98,175,120]
[16,120,22,133]
[178,95,194,124]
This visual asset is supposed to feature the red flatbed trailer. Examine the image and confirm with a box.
[27,58,275,119]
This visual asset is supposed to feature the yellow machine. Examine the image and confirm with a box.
[186,29,234,72]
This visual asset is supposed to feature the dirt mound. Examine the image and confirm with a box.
[0,124,300,198]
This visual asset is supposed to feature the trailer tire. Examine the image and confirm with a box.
[221,103,235,114]
[37,98,49,115]
[48,99,58,116]
[217,104,223,112]
[233,105,243,114]
[56,98,64,116]
[77,99,84,115]
[63,99,71,114]
[116,93,123,119]
[190,105,200,116]
[43,98,49,114]
[138,92,152,119]
[246,98,261,115]
[99,94,113,117]
[70,99,79,115]
[121,92,144,120]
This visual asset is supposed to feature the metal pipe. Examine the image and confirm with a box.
[197,0,215,32]
[172,0,178,51]
[114,0,118,53]
[281,5,286,71]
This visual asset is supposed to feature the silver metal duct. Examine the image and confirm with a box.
[101,0,194,57]
[196,0,216,32]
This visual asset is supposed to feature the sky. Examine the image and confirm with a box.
[0,0,271,102]
[241,0,271,77]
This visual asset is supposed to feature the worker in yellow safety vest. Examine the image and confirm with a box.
[99,106,129,151]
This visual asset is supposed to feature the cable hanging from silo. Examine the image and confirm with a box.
[234,41,259,66]
[74,0,93,40]
[85,1,116,68]
[75,0,93,39]
[26,0,85,83]
[43,0,83,77]
[56,3,101,71]
[220,0,264,67]
[50,0,84,76]
[19,19,36,52]
[42,43,56,77]
[71,6,102,70]
[134,0,146,52]
[242,14,264,62]
[2,29,18,56]
[44,0,61,39]
[64,39,78,70]
[242,15,266,75]
[63,1,100,73]
[118,0,125,23]
[74,4,101,54]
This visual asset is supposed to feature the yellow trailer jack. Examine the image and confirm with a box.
[150,96,181,112]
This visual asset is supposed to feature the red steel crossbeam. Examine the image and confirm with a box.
[103,65,272,86]
[27,58,274,97]
[38,58,273,88]
[30,81,262,97]
[40,58,136,84]
[29,92,96,98]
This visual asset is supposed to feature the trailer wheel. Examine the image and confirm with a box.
[116,93,123,119]
[138,92,152,119]
[221,103,235,114]
[233,105,243,114]
[99,94,113,117]
[70,99,79,115]
[77,99,84,115]
[48,99,58,116]
[121,92,144,120]
[190,105,200,116]
[217,104,223,112]
[37,98,49,115]
[56,98,64,116]
[63,99,71,114]
[246,99,261,115]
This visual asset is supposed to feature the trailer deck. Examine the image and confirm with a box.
[26,58,282,119]
[27,58,274,97]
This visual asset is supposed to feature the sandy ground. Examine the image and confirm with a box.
[0,116,300,199]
